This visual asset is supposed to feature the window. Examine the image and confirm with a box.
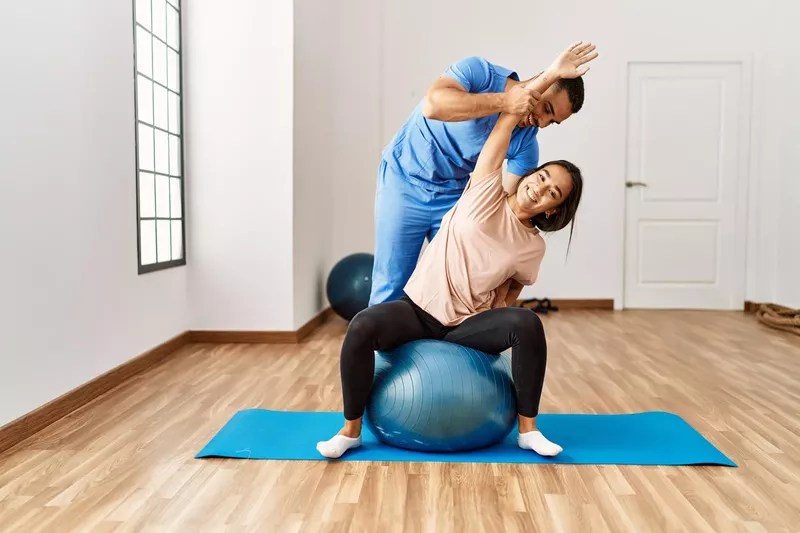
[133,0,185,273]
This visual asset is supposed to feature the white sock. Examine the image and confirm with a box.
[518,430,563,457]
[316,434,362,459]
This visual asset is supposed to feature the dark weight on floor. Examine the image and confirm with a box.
[326,253,374,321]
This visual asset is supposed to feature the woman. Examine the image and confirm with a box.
[318,43,595,459]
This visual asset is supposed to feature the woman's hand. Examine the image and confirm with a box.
[503,84,542,116]
[548,41,599,79]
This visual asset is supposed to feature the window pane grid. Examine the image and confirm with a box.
[133,0,184,273]
[137,71,180,98]
[136,121,181,139]
[135,23,180,55]
[140,170,182,180]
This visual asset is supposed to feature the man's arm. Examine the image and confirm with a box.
[422,76,539,122]
[421,56,542,122]
[505,279,525,307]
[424,43,597,124]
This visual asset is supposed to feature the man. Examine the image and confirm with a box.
[369,42,598,306]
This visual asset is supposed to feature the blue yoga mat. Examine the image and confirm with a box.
[195,409,736,466]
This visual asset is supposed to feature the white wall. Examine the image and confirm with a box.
[188,0,380,331]
[324,1,383,277]
[293,0,334,329]
[746,1,800,309]
[0,1,188,427]
[185,1,295,331]
[283,0,800,316]
[293,0,382,327]
[378,0,766,306]
[313,0,795,309]
[190,0,796,326]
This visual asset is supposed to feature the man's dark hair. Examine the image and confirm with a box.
[555,77,585,114]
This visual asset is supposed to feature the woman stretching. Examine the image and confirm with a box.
[318,43,595,459]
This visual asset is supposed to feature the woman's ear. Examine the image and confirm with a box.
[545,208,558,219]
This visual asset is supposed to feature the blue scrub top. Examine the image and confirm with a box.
[382,56,541,193]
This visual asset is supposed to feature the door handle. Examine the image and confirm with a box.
[626,181,648,188]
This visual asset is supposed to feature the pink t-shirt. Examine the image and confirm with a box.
[404,169,545,326]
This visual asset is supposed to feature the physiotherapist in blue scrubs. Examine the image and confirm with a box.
[369,42,599,305]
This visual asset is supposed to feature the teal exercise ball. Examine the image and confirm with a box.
[326,253,374,321]
[365,340,517,452]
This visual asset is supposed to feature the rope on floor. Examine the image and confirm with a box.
[756,304,800,337]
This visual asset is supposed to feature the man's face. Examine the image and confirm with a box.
[517,86,573,129]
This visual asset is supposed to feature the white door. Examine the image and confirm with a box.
[623,62,746,309]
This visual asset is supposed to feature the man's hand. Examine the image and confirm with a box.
[548,41,599,79]
[503,84,542,116]
[505,279,524,307]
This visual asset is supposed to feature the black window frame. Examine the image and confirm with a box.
[133,0,187,274]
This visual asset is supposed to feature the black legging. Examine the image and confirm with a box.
[341,295,548,420]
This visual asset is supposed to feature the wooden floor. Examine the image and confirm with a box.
[1,310,799,532]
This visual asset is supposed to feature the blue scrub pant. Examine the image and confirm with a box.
[369,159,463,306]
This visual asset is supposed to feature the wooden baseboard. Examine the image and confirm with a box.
[188,307,335,344]
[297,307,335,340]
[187,330,298,343]
[0,307,335,455]
[0,331,190,456]
[516,298,615,310]
[553,299,614,309]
